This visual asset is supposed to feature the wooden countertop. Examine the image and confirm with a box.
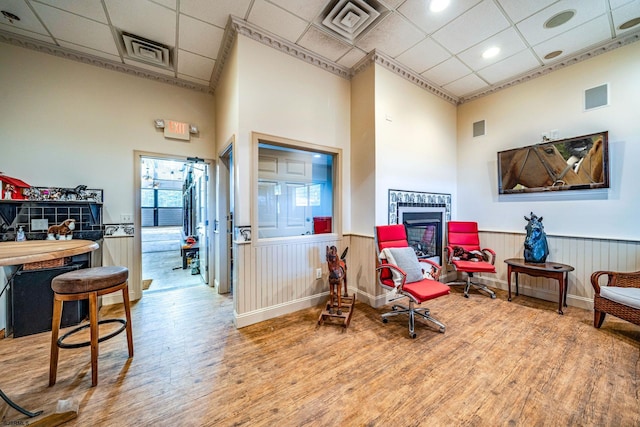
[0,239,99,266]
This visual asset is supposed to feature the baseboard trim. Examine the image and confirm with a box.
[234,293,329,328]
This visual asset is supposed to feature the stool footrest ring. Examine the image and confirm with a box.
[57,318,127,349]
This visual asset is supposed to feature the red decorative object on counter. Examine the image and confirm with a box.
[0,173,31,200]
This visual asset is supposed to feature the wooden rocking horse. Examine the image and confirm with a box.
[318,246,356,328]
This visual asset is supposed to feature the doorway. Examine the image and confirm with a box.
[139,156,211,293]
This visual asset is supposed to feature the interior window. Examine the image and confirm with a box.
[257,142,335,239]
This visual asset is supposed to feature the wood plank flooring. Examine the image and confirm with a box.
[1,286,638,426]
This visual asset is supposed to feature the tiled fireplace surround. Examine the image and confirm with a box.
[388,189,451,265]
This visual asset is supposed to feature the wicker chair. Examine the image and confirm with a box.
[590,270,640,328]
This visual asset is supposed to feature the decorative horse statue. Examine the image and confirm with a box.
[523,212,549,263]
[326,245,348,315]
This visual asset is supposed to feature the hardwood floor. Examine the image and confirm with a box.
[1,286,638,426]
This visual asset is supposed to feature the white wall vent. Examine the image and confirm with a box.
[473,120,486,137]
[121,32,172,69]
[584,83,609,111]
[319,0,385,42]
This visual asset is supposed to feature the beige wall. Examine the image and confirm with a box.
[229,36,352,326]
[0,43,216,331]
[0,43,217,224]
[374,65,458,224]
[456,41,640,241]
[350,64,376,236]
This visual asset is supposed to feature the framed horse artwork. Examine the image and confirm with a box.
[497,131,609,194]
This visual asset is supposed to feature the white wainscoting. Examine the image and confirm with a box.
[102,236,139,305]
[479,231,640,310]
[233,237,348,328]
[342,231,640,312]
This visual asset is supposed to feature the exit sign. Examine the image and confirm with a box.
[164,120,190,141]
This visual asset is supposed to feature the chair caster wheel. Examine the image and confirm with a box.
[382,318,388,323]
[490,294,497,299]
[439,326,446,333]
[464,294,469,298]
[410,333,417,339]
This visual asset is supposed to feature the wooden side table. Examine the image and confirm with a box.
[504,258,575,315]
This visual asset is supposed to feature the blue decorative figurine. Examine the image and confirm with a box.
[523,212,549,263]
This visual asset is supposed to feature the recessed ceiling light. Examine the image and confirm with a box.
[482,46,500,59]
[430,0,450,13]
[619,17,640,30]
[544,10,575,29]
[544,50,563,60]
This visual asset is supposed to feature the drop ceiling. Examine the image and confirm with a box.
[0,0,639,104]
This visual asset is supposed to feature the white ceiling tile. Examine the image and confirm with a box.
[610,0,635,9]
[443,73,488,97]
[105,0,176,47]
[399,0,481,34]
[336,47,367,67]
[179,15,224,59]
[395,38,451,74]
[432,0,510,54]
[0,23,54,43]
[177,49,215,80]
[477,49,540,84]
[421,57,471,86]
[356,13,424,57]
[124,57,176,76]
[152,0,177,10]
[298,26,353,62]
[496,0,557,23]
[612,1,640,35]
[516,0,607,46]
[0,0,51,34]
[457,27,526,70]
[534,15,613,63]
[248,0,308,43]
[180,0,252,28]
[58,40,122,62]
[268,0,327,21]
[379,0,404,9]
[30,2,120,55]
[33,0,108,23]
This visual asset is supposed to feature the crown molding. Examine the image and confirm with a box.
[0,29,212,94]
[353,50,460,105]
[3,22,639,105]
[459,29,640,104]
[228,16,351,80]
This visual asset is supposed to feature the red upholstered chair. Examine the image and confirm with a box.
[445,221,497,299]
[375,224,450,338]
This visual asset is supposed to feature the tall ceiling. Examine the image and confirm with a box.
[1,0,639,104]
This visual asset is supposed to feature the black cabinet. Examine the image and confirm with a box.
[9,263,88,338]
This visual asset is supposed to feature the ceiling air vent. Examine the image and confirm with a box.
[121,32,172,69]
[320,0,383,42]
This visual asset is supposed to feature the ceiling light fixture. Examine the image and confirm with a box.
[430,0,450,13]
[544,10,575,29]
[482,46,500,59]
[1,10,20,24]
[544,50,563,60]
[619,17,640,30]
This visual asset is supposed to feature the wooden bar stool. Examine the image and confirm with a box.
[49,266,134,387]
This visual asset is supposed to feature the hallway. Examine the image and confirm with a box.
[141,226,203,292]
